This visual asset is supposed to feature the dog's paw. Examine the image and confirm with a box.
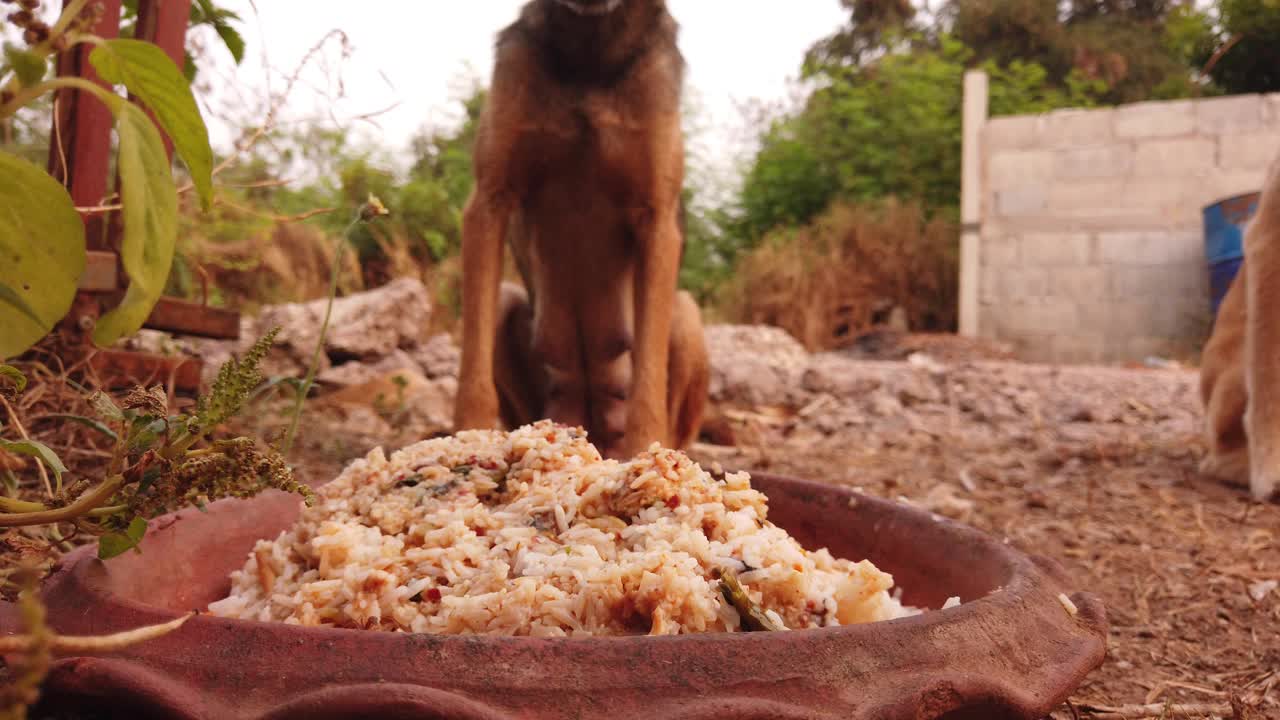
[1199,449,1250,487]
[1249,464,1280,502]
[453,389,502,432]
[611,432,659,460]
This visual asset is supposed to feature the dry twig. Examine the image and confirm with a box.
[1072,701,1234,718]
[0,612,196,654]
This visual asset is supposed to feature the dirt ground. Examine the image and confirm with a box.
[691,358,1278,717]
[268,330,1278,717]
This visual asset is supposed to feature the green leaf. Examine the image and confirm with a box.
[0,282,46,330]
[41,414,120,442]
[0,151,86,361]
[0,281,47,330]
[98,517,148,559]
[88,391,125,423]
[0,439,68,485]
[89,38,214,210]
[91,103,179,348]
[3,43,48,87]
[0,365,27,394]
[182,49,197,84]
[213,22,246,65]
[137,465,162,494]
[126,416,168,451]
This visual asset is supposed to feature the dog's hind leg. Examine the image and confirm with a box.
[493,282,546,431]
[666,290,709,450]
[1244,157,1280,501]
[1201,264,1251,487]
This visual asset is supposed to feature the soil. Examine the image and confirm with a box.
[689,349,1279,717]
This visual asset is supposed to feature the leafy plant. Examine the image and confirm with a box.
[722,33,1109,264]
[120,0,247,81]
[0,332,313,562]
[0,0,215,360]
[281,195,390,456]
[0,330,315,717]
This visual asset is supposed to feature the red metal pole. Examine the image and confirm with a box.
[133,0,194,160]
[46,0,123,251]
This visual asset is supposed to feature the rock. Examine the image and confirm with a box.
[185,278,436,386]
[894,371,944,405]
[320,368,455,436]
[868,390,904,417]
[801,354,883,397]
[317,350,421,387]
[1248,580,1277,602]
[258,277,433,370]
[411,333,461,379]
[706,325,810,406]
[906,352,946,375]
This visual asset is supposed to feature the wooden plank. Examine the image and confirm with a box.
[47,0,123,251]
[78,251,119,292]
[89,349,203,392]
[142,297,242,340]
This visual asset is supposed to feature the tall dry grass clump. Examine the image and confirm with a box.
[717,199,958,352]
[177,222,366,311]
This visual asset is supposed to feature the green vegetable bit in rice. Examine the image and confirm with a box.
[209,421,923,637]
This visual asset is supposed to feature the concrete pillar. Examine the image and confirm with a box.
[959,70,988,337]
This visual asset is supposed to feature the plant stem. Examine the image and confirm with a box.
[0,497,46,513]
[0,475,123,528]
[49,0,94,39]
[0,76,121,120]
[280,214,361,456]
[0,395,51,497]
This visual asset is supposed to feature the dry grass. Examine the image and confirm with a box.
[178,221,366,311]
[717,199,959,352]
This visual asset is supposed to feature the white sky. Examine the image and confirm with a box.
[194,1,848,193]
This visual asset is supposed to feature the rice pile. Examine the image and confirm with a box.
[208,421,924,636]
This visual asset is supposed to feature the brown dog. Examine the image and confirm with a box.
[1200,153,1280,502]
[452,0,709,459]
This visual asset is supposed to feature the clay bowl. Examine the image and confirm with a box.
[15,473,1106,720]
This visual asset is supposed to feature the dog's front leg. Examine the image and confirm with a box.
[455,187,511,432]
[620,178,683,457]
[1245,163,1280,502]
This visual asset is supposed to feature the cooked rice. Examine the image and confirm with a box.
[208,421,929,636]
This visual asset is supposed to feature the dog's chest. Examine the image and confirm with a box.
[513,91,649,190]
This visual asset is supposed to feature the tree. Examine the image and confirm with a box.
[944,0,1204,103]
[722,35,1107,257]
[1191,0,1280,94]
[804,0,926,71]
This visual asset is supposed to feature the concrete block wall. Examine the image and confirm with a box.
[971,91,1280,363]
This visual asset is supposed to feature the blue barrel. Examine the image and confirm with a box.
[1203,191,1260,315]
